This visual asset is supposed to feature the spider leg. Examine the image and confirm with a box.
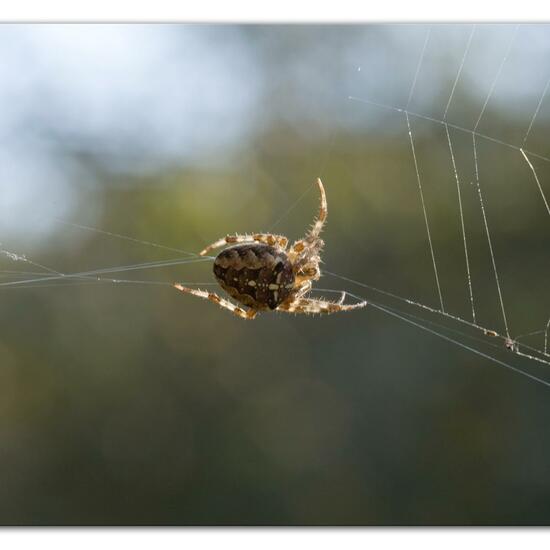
[173,284,258,319]
[288,178,327,262]
[295,262,321,282]
[290,177,328,251]
[294,280,312,299]
[200,233,289,256]
[278,295,366,315]
[309,177,327,240]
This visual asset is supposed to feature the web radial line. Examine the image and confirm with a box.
[443,24,476,120]
[520,149,550,218]
[269,129,336,233]
[268,184,314,232]
[369,300,550,389]
[0,270,52,276]
[327,289,550,386]
[348,95,550,165]
[324,269,549,363]
[522,75,550,147]
[405,112,445,312]
[51,218,199,257]
[406,27,431,109]
[445,125,476,322]
[321,287,550,374]
[514,329,546,342]
[316,287,507,354]
[0,256,212,289]
[347,289,550,367]
[0,248,64,277]
[1,278,217,292]
[473,25,519,133]
[529,151,550,164]
[472,134,510,338]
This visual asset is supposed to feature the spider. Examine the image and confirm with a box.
[173,178,367,319]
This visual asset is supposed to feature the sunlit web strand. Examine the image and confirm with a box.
[367,295,550,389]
[315,287,504,351]
[0,278,218,292]
[1,247,63,277]
[472,134,511,338]
[515,328,547,340]
[315,287,550,388]
[443,24,476,121]
[440,26,477,324]
[0,279,160,292]
[520,149,550,218]
[347,95,550,164]
[523,75,550,147]
[469,25,517,340]
[350,93,550,242]
[405,112,445,312]
[473,25,519,133]
[1,246,217,290]
[323,270,549,363]
[268,132,338,235]
[0,256,212,289]
[406,26,431,109]
[402,26,445,312]
[50,218,201,257]
[0,216,214,288]
[317,286,547,367]
[268,183,314,233]
[0,270,61,278]
[445,126,476,323]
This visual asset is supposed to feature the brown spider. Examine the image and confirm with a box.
[173,178,367,319]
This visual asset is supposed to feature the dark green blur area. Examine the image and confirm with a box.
[1,24,550,525]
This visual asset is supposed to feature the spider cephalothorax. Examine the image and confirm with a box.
[174,178,366,319]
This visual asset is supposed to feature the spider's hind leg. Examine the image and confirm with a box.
[278,295,366,315]
[173,284,258,319]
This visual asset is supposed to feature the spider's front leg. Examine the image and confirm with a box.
[173,284,258,319]
[295,263,321,282]
[200,233,289,256]
[288,178,328,260]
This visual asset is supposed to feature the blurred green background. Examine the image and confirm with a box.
[1,24,550,525]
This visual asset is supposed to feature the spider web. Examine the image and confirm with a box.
[332,24,550,385]
[1,24,550,389]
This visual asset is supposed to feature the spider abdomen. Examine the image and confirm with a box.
[213,244,294,310]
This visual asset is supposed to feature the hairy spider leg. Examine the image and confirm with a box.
[290,178,328,258]
[200,233,289,257]
[293,279,313,299]
[173,284,258,319]
[278,295,367,315]
[295,262,322,281]
[309,177,328,240]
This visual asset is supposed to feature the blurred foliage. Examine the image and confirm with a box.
[1,24,550,525]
